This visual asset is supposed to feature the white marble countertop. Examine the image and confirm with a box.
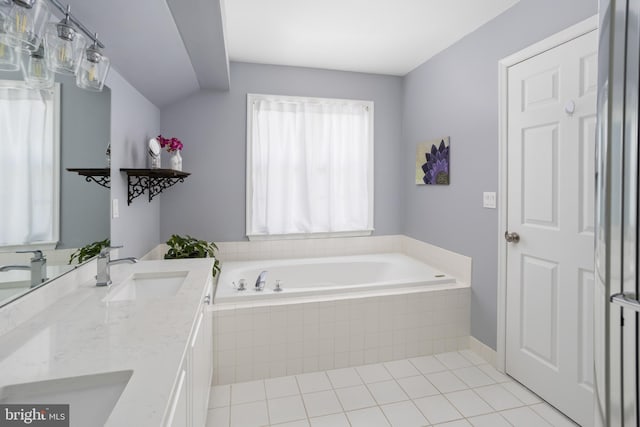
[0,258,214,426]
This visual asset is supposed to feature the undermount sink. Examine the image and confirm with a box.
[0,370,133,427]
[103,271,188,302]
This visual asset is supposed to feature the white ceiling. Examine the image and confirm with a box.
[224,0,520,75]
[60,0,519,107]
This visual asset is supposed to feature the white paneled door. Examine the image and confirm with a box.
[505,30,597,427]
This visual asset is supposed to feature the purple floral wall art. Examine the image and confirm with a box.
[416,137,450,185]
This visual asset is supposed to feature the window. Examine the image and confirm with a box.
[0,81,60,249]
[246,93,374,239]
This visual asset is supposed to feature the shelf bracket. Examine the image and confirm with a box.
[126,175,149,205]
[120,169,190,205]
[66,168,111,189]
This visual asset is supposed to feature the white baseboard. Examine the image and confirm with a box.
[469,336,498,368]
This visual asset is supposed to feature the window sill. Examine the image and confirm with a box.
[247,230,374,241]
[0,242,58,253]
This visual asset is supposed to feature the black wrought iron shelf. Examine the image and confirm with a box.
[120,168,190,205]
[66,168,111,189]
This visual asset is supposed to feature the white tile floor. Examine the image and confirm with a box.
[206,350,579,427]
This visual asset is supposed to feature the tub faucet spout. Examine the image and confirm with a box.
[255,270,267,291]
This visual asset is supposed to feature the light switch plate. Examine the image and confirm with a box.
[112,198,120,218]
[483,192,496,209]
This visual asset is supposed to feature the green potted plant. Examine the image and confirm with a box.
[164,234,220,277]
[69,238,110,264]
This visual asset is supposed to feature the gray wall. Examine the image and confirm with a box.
[401,0,597,349]
[107,68,161,258]
[160,62,403,242]
[0,71,111,250]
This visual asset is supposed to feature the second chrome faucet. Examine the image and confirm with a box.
[96,246,138,286]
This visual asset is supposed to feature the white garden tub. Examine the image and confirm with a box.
[214,253,458,303]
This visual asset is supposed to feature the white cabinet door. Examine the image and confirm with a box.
[166,369,188,427]
[505,30,597,427]
[190,282,213,427]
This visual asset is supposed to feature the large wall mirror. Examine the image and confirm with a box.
[0,70,110,307]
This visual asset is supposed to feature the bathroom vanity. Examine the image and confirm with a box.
[0,258,214,427]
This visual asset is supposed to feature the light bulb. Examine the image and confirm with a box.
[5,0,50,52]
[87,62,96,81]
[0,36,19,71]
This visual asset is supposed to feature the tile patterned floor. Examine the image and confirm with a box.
[206,349,579,427]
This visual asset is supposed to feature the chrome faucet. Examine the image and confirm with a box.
[255,270,267,291]
[96,246,138,286]
[0,250,48,288]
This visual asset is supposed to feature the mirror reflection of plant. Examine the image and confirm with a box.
[165,234,220,277]
[69,238,110,264]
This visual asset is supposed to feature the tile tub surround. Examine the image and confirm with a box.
[0,258,214,426]
[212,288,471,385]
[206,349,578,427]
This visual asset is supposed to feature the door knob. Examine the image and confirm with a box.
[504,231,520,243]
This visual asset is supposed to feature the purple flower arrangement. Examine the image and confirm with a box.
[421,139,449,185]
[157,135,183,152]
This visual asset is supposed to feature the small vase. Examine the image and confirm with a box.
[170,151,182,171]
[150,153,161,169]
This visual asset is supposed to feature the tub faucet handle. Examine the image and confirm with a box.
[274,280,283,292]
[255,270,267,291]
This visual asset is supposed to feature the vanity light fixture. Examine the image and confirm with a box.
[22,41,54,88]
[76,33,109,92]
[3,0,109,91]
[43,4,85,75]
[4,0,51,52]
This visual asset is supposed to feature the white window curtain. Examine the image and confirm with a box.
[247,94,374,238]
[0,81,59,247]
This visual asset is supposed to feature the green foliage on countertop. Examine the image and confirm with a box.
[69,239,110,264]
[164,234,220,277]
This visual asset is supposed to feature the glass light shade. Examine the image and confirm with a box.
[44,22,85,75]
[0,35,19,70]
[22,45,53,89]
[5,0,51,52]
[0,12,20,71]
[76,46,109,92]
